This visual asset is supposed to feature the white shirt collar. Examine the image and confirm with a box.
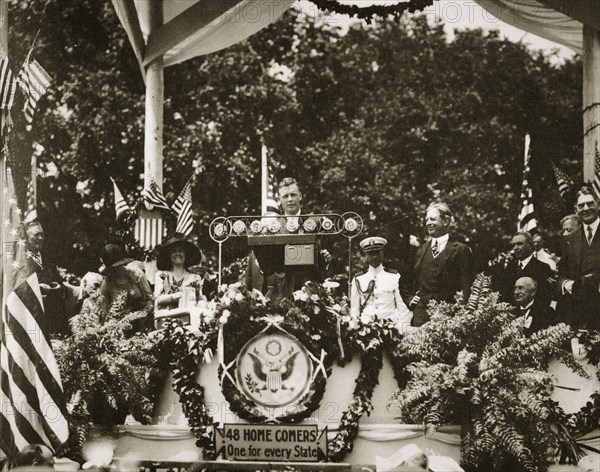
[285,209,301,217]
[519,254,534,268]
[521,300,534,311]
[368,264,384,276]
[432,233,449,245]
[584,218,599,236]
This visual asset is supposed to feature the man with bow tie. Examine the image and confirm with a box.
[351,237,412,333]
[514,277,558,336]
[559,186,600,330]
[410,202,473,327]
[496,232,554,305]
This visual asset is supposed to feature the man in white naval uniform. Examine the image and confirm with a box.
[351,237,413,333]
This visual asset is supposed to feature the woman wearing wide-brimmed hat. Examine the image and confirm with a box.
[98,244,153,321]
[154,234,203,309]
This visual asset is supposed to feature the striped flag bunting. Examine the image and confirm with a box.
[141,179,170,211]
[551,161,573,202]
[23,175,38,224]
[110,177,131,221]
[134,209,166,250]
[0,58,17,110]
[593,141,600,201]
[261,144,280,214]
[172,178,194,236]
[17,54,51,124]
[1,165,69,457]
[517,133,538,233]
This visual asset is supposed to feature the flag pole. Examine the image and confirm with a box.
[261,144,267,214]
[0,0,9,318]
[524,132,530,166]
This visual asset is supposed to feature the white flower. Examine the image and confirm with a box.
[344,218,358,232]
[234,292,244,302]
[314,307,321,314]
[331,303,342,312]
[221,296,231,306]
[285,219,300,233]
[409,235,420,247]
[214,223,226,237]
[293,290,309,302]
[219,309,230,324]
[268,219,281,233]
[312,334,321,341]
[303,218,317,232]
[250,220,263,234]
[310,294,319,302]
[348,319,359,330]
[233,220,247,235]
[321,217,334,231]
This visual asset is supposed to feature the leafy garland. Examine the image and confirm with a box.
[156,320,218,454]
[308,0,435,19]
[215,282,340,423]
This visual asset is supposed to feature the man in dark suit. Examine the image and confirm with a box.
[410,202,473,327]
[496,232,554,304]
[514,276,558,336]
[22,221,78,336]
[254,177,331,300]
[558,186,600,330]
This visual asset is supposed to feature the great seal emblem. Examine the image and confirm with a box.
[235,332,313,408]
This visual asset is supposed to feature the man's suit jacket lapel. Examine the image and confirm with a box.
[436,239,457,273]
[415,240,431,276]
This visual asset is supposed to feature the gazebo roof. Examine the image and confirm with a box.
[112,0,295,72]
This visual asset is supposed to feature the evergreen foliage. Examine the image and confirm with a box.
[390,275,583,472]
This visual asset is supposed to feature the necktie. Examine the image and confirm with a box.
[587,226,594,245]
[431,240,439,258]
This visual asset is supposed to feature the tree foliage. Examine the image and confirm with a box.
[7,2,582,276]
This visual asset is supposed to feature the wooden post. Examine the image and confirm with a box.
[583,25,600,182]
[143,0,164,190]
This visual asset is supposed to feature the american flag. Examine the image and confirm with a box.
[1,164,69,457]
[110,177,131,221]
[141,179,170,211]
[172,178,194,236]
[134,208,166,250]
[0,58,17,110]
[261,144,280,214]
[593,141,600,201]
[23,174,37,224]
[551,161,573,202]
[16,54,51,124]
[517,134,537,233]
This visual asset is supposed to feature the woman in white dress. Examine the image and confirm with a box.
[154,234,203,309]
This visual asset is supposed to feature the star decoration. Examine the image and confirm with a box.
[17,239,26,249]
[14,208,22,216]
[25,250,32,258]
[8,197,16,205]
[11,260,20,269]
[4,219,11,227]
[10,228,19,236]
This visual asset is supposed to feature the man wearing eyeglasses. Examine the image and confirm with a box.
[558,186,600,330]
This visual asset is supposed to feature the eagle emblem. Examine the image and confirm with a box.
[235,332,313,408]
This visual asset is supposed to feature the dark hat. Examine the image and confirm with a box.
[360,236,387,253]
[99,244,133,276]
[156,234,202,270]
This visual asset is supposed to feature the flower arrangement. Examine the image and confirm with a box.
[389,274,584,472]
[214,282,341,423]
